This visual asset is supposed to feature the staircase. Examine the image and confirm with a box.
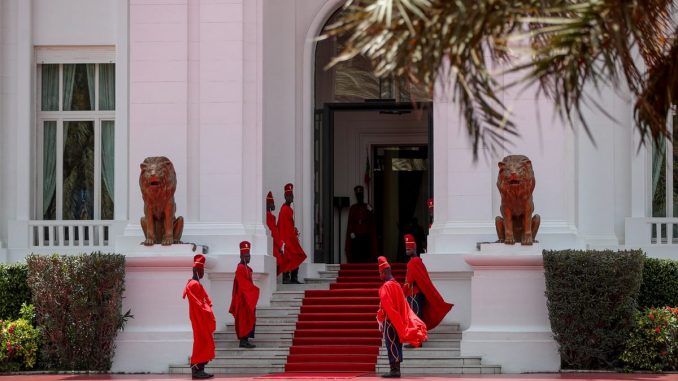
[169,262,502,375]
[168,269,336,375]
[285,263,501,374]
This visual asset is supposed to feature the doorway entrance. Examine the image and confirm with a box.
[313,102,433,264]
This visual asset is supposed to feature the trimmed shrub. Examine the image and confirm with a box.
[0,263,31,320]
[0,304,41,372]
[26,252,131,371]
[638,258,678,309]
[543,249,644,369]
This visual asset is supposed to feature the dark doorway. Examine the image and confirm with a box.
[373,145,429,264]
[313,102,433,264]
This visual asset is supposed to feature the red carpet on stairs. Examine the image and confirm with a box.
[284,263,406,373]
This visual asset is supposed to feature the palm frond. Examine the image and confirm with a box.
[323,0,676,159]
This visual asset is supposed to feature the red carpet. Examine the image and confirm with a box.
[257,372,368,379]
[283,263,406,373]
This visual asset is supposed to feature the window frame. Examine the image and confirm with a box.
[36,62,115,221]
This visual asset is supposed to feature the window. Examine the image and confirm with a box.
[651,107,677,241]
[37,63,115,220]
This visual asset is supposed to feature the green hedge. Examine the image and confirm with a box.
[0,263,31,320]
[638,258,678,309]
[543,249,644,369]
[26,252,131,371]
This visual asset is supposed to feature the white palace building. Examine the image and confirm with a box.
[0,0,675,375]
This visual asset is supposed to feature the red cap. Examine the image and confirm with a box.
[427,198,433,208]
[240,241,251,256]
[284,183,294,195]
[404,234,416,250]
[266,191,273,202]
[193,254,206,269]
[378,256,390,271]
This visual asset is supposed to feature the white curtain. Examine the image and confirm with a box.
[101,121,115,216]
[63,64,76,110]
[99,64,115,110]
[42,121,57,219]
[41,65,59,111]
[86,64,95,110]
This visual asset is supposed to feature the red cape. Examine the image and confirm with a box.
[377,278,428,347]
[277,204,307,272]
[404,257,454,330]
[266,211,287,275]
[229,263,260,338]
[183,279,216,364]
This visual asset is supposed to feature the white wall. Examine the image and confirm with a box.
[0,0,18,258]
[33,0,117,46]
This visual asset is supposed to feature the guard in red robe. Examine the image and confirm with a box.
[277,183,307,284]
[377,256,428,378]
[402,234,453,343]
[265,192,286,275]
[229,241,260,348]
[345,185,377,263]
[183,254,216,379]
[427,198,434,229]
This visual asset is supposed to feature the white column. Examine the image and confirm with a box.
[576,88,622,248]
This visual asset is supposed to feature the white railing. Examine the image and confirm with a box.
[646,218,678,245]
[28,220,113,249]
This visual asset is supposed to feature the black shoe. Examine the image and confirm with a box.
[192,371,213,379]
[382,363,401,378]
[239,339,256,348]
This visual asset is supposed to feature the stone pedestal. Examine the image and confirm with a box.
[460,243,560,373]
[112,244,276,372]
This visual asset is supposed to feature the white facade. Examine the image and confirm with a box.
[0,0,673,373]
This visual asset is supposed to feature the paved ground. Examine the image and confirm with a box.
[1,373,678,381]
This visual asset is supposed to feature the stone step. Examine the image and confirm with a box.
[215,331,294,341]
[303,277,334,284]
[402,339,460,349]
[378,347,461,358]
[270,291,305,301]
[429,323,461,333]
[214,339,291,349]
[215,348,290,357]
[423,331,462,340]
[277,283,330,291]
[326,264,341,271]
[270,299,303,307]
[377,356,480,365]
[256,316,299,324]
[169,364,284,375]
[223,323,295,333]
[318,270,339,278]
[375,364,501,374]
[209,356,288,366]
[256,307,299,317]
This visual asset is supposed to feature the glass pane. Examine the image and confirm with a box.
[652,140,667,218]
[42,121,57,219]
[63,121,94,220]
[99,63,116,110]
[63,64,95,111]
[101,121,115,220]
[41,65,59,111]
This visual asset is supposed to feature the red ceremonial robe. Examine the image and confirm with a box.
[377,278,428,347]
[266,211,286,275]
[403,257,454,330]
[277,204,307,273]
[229,263,260,339]
[183,279,216,365]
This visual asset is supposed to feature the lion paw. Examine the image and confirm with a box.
[161,237,174,246]
[504,236,516,245]
[143,238,155,246]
